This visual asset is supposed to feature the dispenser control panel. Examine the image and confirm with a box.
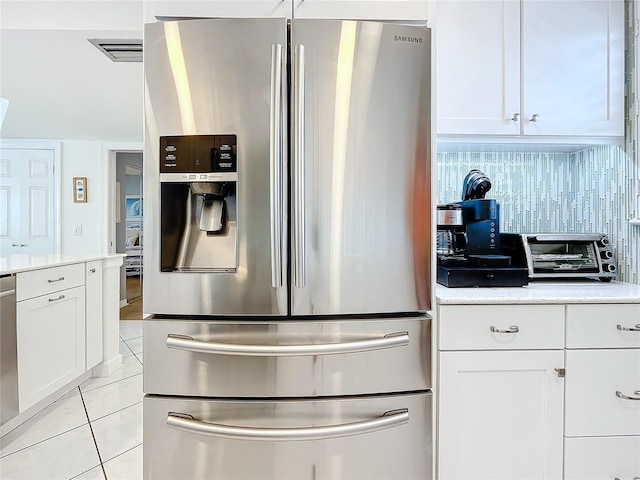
[160,135,237,173]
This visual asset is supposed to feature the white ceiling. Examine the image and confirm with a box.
[0,1,144,141]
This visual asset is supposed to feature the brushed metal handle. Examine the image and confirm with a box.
[616,390,640,401]
[166,331,409,357]
[11,243,27,247]
[89,268,96,273]
[293,44,306,288]
[167,409,409,441]
[48,277,65,283]
[511,113,520,122]
[554,368,566,378]
[269,43,284,289]
[617,324,640,331]
[530,113,539,122]
[490,325,519,334]
[48,295,65,302]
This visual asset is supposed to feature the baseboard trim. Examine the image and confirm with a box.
[120,299,128,308]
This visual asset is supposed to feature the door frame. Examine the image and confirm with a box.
[0,139,62,253]
[102,142,143,254]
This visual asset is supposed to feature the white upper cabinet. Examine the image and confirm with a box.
[144,1,292,22]
[292,0,430,20]
[144,0,430,22]
[436,0,624,138]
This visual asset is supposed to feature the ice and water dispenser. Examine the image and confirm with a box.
[159,135,237,272]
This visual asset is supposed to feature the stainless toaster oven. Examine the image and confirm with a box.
[500,233,616,281]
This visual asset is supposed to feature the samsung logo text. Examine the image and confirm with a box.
[394,36,423,43]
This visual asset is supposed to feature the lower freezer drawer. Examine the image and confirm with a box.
[143,391,432,480]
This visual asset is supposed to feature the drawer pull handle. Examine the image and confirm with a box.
[48,276,65,283]
[166,332,409,357]
[11,243,27,247]
[490,325,519,334]
[617,324,640,331]
[48,295,65,302]
[615,390,640,401]
[167,409,409,441]
[89,268,96,273]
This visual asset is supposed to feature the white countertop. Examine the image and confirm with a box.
[0,253,126,275]
[436,280,640,304]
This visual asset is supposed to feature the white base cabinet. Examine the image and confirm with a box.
[16,285,86,412]
[437,300,640,480]
[438,350,564,480]
[85,260,103,369]
[564,436,640,480]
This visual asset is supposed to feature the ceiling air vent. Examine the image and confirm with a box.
[88,39,142,63]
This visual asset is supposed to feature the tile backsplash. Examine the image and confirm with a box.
[437,145,640,284]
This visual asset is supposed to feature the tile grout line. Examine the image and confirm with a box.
[79,389,108,480]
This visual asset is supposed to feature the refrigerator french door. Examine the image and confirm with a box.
[144,18,431,317]
[143,17,432,480]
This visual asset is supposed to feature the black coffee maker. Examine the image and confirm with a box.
[437,170,529,287]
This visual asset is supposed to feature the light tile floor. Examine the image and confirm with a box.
[0,320,145,480]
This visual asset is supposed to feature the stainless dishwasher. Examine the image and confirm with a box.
[1,274,18,427]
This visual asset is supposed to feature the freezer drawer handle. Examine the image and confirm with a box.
[166,408,409,441]
[489,325,519,334]
[617,323,640,332]
[615,390,640,401]
[165,331,409,357]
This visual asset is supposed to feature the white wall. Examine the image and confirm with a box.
[61,140,108,254]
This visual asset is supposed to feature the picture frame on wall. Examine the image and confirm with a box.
[125,195,142,220]
[73,177,88,203]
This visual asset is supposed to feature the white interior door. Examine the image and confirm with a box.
[0,148,57,254]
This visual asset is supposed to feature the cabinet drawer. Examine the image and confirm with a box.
[16,263,85,301]
[438,304,564,350]
[565,349,640,436]
[566,304,640,348]
[565,436,640,480]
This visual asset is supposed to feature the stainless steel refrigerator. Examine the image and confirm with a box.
[143,17,432,480]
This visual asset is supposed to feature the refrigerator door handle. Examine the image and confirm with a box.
[270,43,284,288]
[293,44,306,288]
[166,408,409,441]
[165,331,409,356]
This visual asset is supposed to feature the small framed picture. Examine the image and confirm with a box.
[73,177,88,203]
[125,195,142,220]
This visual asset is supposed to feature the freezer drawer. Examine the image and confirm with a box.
[143,392,432,480]
[144,316,431,397]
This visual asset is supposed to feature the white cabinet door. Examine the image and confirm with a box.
[565,349,640,437]
[438,350,564,480]
[0,148,57,254]
[16,286,86,412]
[435,0,520,135]
[521,0,624,136]
[293,0,430,20]
[565,436,640,480]
[85,261,103,369]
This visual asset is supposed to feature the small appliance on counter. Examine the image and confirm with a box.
[500,233,617,282]
[437,170,529,288]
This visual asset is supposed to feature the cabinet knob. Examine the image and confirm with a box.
[529,113,540,122]
[89,268,96,273]
[510,113,520,122]
[554,368,565,378]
